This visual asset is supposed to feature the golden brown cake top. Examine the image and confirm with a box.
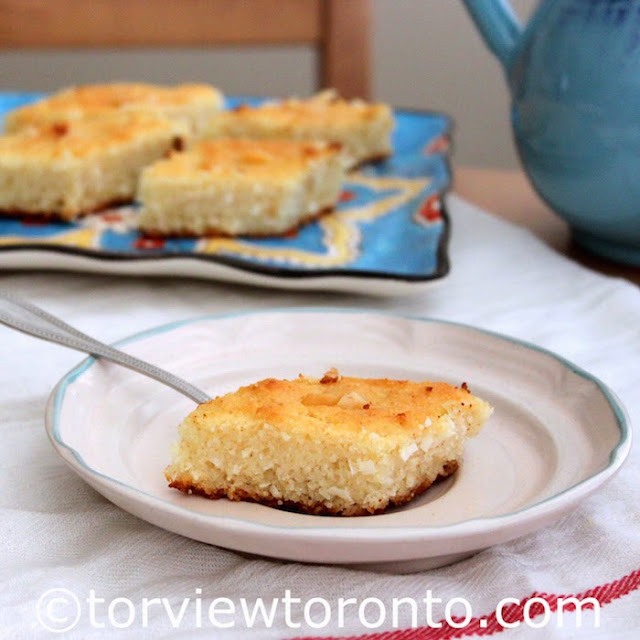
[143,138,342,180]
[5,82,223,129]
[218,90,392,129]
[188,369,492,439]
[47,82,219,108]
[0,113,181,161]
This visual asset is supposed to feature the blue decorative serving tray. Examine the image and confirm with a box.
[0,94,451,295]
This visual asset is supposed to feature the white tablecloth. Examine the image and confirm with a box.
[1,195,638,639]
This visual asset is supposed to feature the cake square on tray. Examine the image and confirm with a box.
[137,138,347,237]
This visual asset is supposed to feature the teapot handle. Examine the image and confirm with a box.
[461,0,522,70]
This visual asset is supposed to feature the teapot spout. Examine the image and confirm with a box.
[461,0,522,70]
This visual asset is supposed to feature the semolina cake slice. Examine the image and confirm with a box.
[0,113,188,221]
[203,90,394,168]
[165,369,493,516]
[137,138,346,237]
[3,82,223,137]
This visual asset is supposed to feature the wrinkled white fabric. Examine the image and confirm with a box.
[1,195,638,639]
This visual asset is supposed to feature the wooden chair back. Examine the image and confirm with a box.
[0,0,371,98]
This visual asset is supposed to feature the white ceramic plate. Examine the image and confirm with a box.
[45,310,631,572]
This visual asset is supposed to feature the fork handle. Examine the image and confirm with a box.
[0,291,210,405]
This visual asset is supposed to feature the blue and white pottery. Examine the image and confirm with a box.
[463,0,640,265]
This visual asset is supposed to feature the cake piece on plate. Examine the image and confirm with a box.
[3,82,224,137]
[165,369,493,516]
[203,90,394,168]
[137,138,346,237]
[0,113,187,221]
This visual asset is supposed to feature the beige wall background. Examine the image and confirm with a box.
[0,0,538,168]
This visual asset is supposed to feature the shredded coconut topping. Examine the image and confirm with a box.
[320,367,340,384]
[400,443,419,461]
[337,391,368,409]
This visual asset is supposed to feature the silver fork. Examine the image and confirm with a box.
[0,291,211,404]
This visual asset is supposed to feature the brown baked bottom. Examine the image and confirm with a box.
[168,459,459,517]
[350,152,392,169]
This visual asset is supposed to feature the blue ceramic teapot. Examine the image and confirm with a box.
[463,0,640,265]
